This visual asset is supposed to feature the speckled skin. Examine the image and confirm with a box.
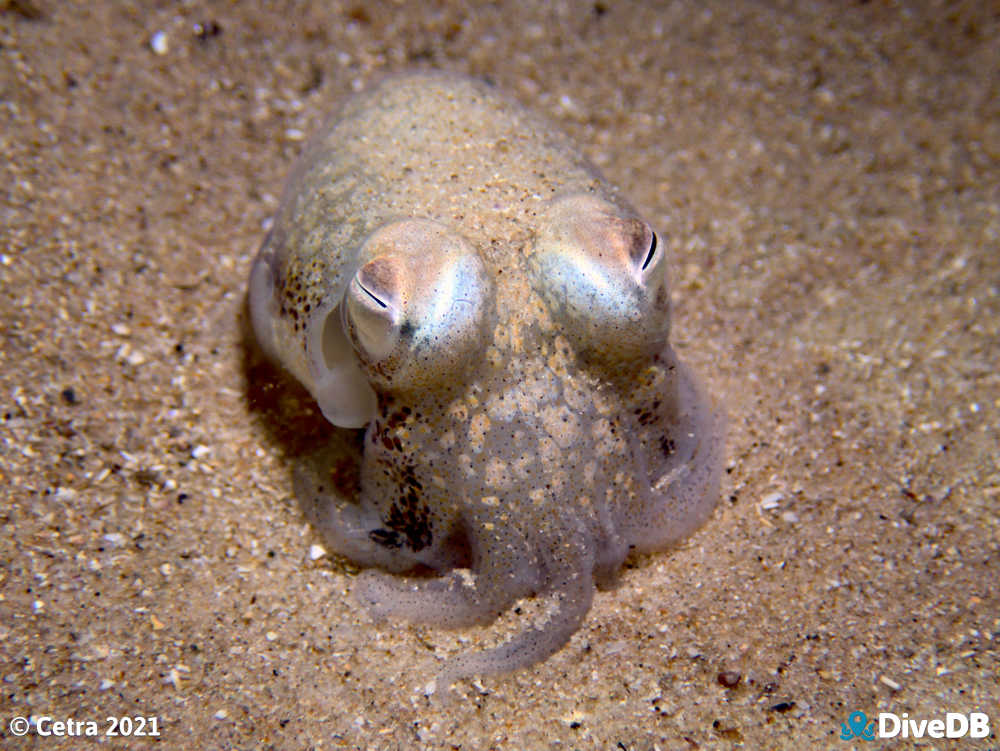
[249,72,724,687]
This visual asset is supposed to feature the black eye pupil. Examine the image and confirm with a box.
[641,232,658,271]
[358,281,387,308]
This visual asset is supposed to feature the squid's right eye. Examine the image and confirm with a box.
[340,219,492,389]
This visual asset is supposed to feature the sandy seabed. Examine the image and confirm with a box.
[1,1,998,749]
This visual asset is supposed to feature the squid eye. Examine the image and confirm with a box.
[640,232,658,272]
[340,219,491,388]
[345,255,406,362]
[357,281,388,308]
[530,194,671,363]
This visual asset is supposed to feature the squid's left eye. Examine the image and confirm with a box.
[640,231,658,271]
[530,194,672,363]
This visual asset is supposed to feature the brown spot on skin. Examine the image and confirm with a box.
[368,528,402,548]
[385,408,411,430]
[634,406,656,426]
[659,435,676,457]
[383,486,433,551]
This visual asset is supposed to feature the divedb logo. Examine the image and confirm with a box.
[840,709,992,741]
